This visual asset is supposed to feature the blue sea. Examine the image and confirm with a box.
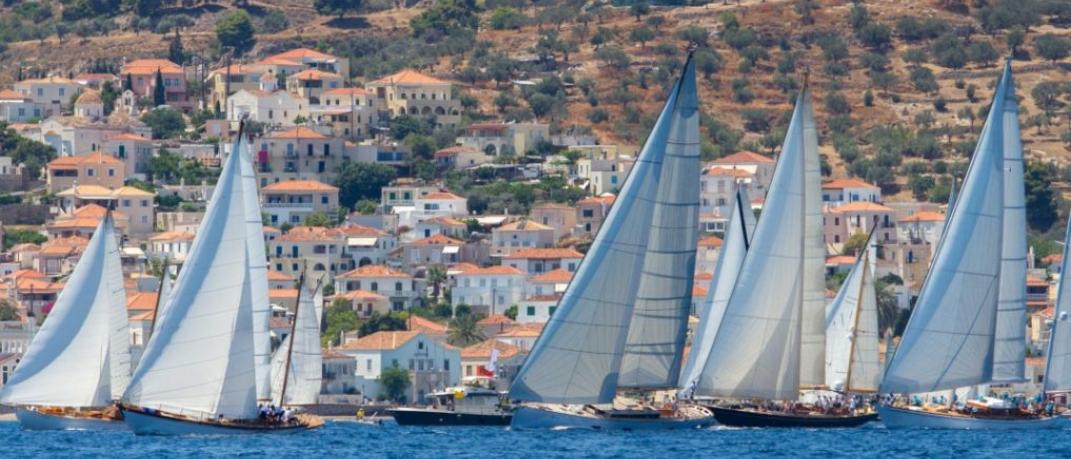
[0,420,1062,457]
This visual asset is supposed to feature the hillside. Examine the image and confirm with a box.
[2,0,1071,209]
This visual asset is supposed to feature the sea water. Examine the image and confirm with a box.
[0,420,1063,458]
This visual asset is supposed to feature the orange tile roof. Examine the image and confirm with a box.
[270,288,300,300]
[461,338,523,359]
[409,234,463,246]
[705,166,753,177]
[270,48,338,61]
[277,226,344,242]
[826,255,857,266]
[108,133,151,142]
[713,151,774,164]
[323,88,372,97]
[262,179,338,192]
[496,219,553,232]
[339,289,386,300]
[1043,254,1063,265]
[829,202,894,213]
[421,216,467,227]
[39,244,82,256]
[76,89,102,104]
[17,277,63,293]
[122,59,182,75]
[126,291,159,311]
[695,272,713,281]
[503,248,583,260]
[0,89,28,100]
[692,285,708,297]
[208,63,261,77]
[477,314,516,326]
[823,177,878,190]
[338,264,411,279]
[496,323,544,338]
[149,230,195,242]
[369,69,451,86]
[1027,276,1048,287]
[256,56,303,66]
[341,330,421,350]
[46,217,100,230]
[266,126,328,140]
[422,191,464,200]
[578,194,616,206]
[48,151,123,169]
[289,69,342,81]
[408,315,449,334]
[72,204,124,220]
[17,75,76,85]
[268,270,294,281]
[698,236,723,248]
[449,262,481,274]
[898,211,945,223]
[339,223,387,237]
[530,268,573,283]
[459,265,524,276]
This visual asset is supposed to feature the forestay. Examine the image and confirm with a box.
[123,133,258,420]
[238,135,274,401]
[0,215,129,408]
[698,90,818,400]
[881,63,1011,394]
[679,188,754,395]
[509,56,698,404]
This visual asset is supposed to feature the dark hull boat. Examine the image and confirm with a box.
[709,406,877,428]
[388,407,511,426]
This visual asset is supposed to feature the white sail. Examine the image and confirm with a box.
[1,215,127,408]
[151,270,174,336]
[881,63,1012,394]
[825,245,867,390]
[238,134,273,401]
[1045,214,1071,393]
[992,62,1027,383]
[123,134,258,420]
[271,281,323,406]
[798,90,826,388]
[679,188,754,395]
[848,241,881,392]
[106,222,132,400]
[698,90,818,400]
[510,56,698,404]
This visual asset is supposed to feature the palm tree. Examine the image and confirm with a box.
[427,265,446,300]
[447,314,485,347]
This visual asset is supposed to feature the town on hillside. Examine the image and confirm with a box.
[0,0,1068,409]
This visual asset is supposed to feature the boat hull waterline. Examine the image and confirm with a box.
[877,405,1066,430]
[121,408,322,435]
[15,407,127,431]
[708,406,877,428]
[389,408,511,426]
[510,406,714,431]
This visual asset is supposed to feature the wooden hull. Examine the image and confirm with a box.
[510,405,713,431]
[708,406,877,428]
[389,408,511,426]
[877,405,1067,430]
[121,407,322,435]
[15,407,127,431]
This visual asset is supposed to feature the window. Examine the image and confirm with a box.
[549,306,557,316]
[366,359,371,371]
[527,306,535,316]
[395,282,402,291]
[371,282,378,291]
[141,199,149,207]
[108,168,115,177]
[582,209,594,218]
[321,195,329,204]
[122,199,131,207]
[292,263,299,271]
[444,359,449,371]
[391,359,398,367]
[307,144,314,156]
[276,263,283,271]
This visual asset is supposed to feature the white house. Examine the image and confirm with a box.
[226,89,304,127]
[147,231,195,262]
[711,151,775,193]
[335,264,423,311]
[339,330,461,402]
[395,191,469,228]
[700,166,753,216]
[822,178,882,206]
[502,248,583,275]
[490,219,555,257]
[577,156,634,195]
[695,235,722,275]
[451,265,526,316]
[0,89,42,123]
[896,210,946,247]
[341,224,398,267]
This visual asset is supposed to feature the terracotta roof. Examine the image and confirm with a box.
[369,69,451,86]
[339,223,387,237]
[823,178,879,190]
[256,56,303,66]
[339,289,386,300]
[208,63,261,77]
[112,186,154,197]
[149,230,195,242]
[829,202,894,213]
[16,277,63,293]
[108,133,151,142]
[73,73,119,82]
[289,69,342,81]
[461,338,523,359]
[270,48,338,61]
[129,310,155,322]
[408,315,449,334]
[0,89,28,100]
[46,217,100,230]
[449,262,481,274]
[341,330,421,350]
[338,264,411,279]
[695,272,713,281]
[713,151,774,164]
[409,234,463,246]
[268,270,293,282]
[705,166,753,177]
[434,145,480,158]
[503,248,583,260]
[826,255,857,266]
[692,285,708,297]
[270,288,299,300]
[266,126,328,140]
[898,211,945,223]
[17,75,76,85]
[1027,276,1048,287]
[76,89,102,104]
[262,180,338,192]
[477,314,516,326]
[263,226,282,235]
[458,265,524,276]
[1043,254,1063,265]
[48,151,123,169]
[278,226,344,242]
[323,88,372,97]
[496,323,544,338]
[70,203,124,221]
[421,216,466,227]
[421,191,464,200]
[122,59,183,75]
[496,219,553,232]
[126,291,159,311]
[698,236,723,248]
[577,194,616,206]
[530,268,572,283]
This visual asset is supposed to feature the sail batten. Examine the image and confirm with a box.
[510,55,698,404]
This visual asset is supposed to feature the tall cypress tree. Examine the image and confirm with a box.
[153,68,166,107]
[168,30,185,65]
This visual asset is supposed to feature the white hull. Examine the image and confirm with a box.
[15,407,127,431]
[122,409,313,435]
[878,405,1066,430]
[510,405,713,431]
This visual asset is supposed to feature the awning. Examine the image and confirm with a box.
[347,237,378,247]
[443,246,460,254]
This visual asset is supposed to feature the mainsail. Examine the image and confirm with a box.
[679,188,754,395]
[238,133,273,401]
[1044,213,1071,393]
[698,89,821,400]
[0,214,129,407]
[271,280,323,406]
[881,62,1015,394]
[509,55,699,404]
[825,233,880,393]
[123,132,258,420]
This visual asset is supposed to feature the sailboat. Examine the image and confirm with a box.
[824,230,881,397]
[270,275,323,407]
[119,123,323,434]
[0,213,131,430]
[508,54,713,430]
[877,60,1062,429]
[679,188,754,398]
[1044,214,1071,406]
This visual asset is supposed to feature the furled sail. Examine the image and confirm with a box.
[618,56,700,389]
[510,55,698,404]
[1,214,128,407]
[679,188,754,395]
[1044,213,1071,393]
[698,90,817,400]
[991,61,1027,383]
[238,133,273,401]
[881,63,1012,394]
[825,234,881,393]
[271,281,324,406]
[123,132,258,420]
